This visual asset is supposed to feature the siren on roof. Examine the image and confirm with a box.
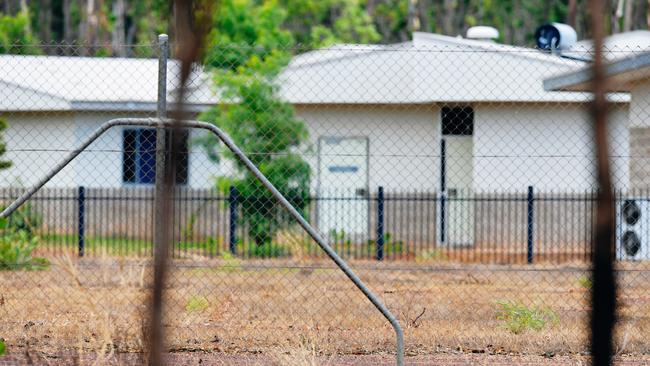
[535,23,577,51]
[466,26,499,42]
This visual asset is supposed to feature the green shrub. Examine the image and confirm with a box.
[245,242,291,258]
[5,203,42,238]
[495,300,558,334]
[0,218,48,270]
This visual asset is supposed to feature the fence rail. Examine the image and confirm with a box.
[2,185,643,263]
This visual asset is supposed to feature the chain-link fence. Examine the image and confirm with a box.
[1,36,649,364]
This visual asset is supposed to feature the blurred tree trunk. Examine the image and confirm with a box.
[622,0,633,31]
[567,0,577,27]
[112,0,127,56]
[417,0,429,32]
[63,0,74,46]
[2,0,21,15]
[443,0,454,35]
[38,0,52,44]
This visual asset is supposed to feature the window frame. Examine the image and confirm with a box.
[121,128,190,186]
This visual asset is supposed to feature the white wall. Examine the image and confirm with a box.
[296,105,440,192]
[74,112,219,188]
[0,103,632,193]
[473,103,629,192]
[630,82,650,128]
[0,112,77,187]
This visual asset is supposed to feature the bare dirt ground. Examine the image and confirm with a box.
[1,255,649,364]
[2,351,650,365]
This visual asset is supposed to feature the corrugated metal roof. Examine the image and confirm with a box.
[0,32,627,111]
[0,55,209,111]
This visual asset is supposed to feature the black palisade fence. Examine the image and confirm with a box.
[1,185,643,263]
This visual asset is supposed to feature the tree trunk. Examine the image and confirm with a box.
[567,0,578,27]
[407,0,419,32]
[112,0,127,56]
[443,0,454,35]
[622,0,633,31]
[38,0,53,44]
[62,0,74,46]
[19,0,31,37]
[417,0,430,32]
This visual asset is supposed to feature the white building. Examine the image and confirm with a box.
[0,31,641,241]
[0,32,633,191]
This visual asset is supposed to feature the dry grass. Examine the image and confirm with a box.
[0,255,649,364]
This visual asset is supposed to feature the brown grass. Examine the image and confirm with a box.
[0,254,649,363]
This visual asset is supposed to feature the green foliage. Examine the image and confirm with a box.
[0,338,5,356]
[495,300,559,334]
[242,241,291,258]
[200,0,311,247]
[279,0,379,48]
[0,217,48,271]
[0,119,13,171]
[4,203,42,238]
[578,275,593,290]
[0,13,39,54]
[185,296,210,313]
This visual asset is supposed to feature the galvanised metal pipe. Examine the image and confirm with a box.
[0,117,405,366]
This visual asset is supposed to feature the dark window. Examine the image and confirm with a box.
[441,106,474,136]
[122,129,189,185]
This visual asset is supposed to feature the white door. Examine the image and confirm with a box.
[317,137,369,241]
[443,136,474,246]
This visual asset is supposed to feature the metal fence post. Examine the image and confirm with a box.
[154,34,168,256]
[78,186,85,257]
[376,186,385,260]
[527,185,534,264]
[229,185,238,254]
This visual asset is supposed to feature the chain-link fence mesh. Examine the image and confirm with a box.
[1,37,649,364]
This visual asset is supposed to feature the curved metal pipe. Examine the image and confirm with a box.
[0,117,405,365]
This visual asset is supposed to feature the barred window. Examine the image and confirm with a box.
[122,129,189,185]
[441,106,474,136]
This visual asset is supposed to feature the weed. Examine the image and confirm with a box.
[0,218,48,270]
[495,300,559,334]
[578,275,592,290]
[0,338,5,356]
[416,249,448,262]
[185,296,210,313]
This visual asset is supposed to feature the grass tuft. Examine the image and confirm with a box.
[495,300,559,334]
[185,296,210,313]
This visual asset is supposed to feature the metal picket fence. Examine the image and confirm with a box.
[0,36,649,365]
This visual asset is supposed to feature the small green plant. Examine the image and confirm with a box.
[495,300,559,334]
[0,218,48,270]
[185,296,210,313]
[578,275,593,290]
[245,242,291,258]
[2,203,42,238]
[330,229,352,247]
[416,249,448,262]
[0,338,5,356]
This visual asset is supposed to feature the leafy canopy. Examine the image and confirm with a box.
[0,13,39,55]
[200,0,310,246]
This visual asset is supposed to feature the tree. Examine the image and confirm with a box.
[200,0,311,247]
[0,12,39,54]
[0,118,12,171]
[280,0,380,48]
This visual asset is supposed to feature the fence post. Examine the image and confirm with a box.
[376,186,385,261]
[153,34,168,257]
[78,186,85,257]
[527,185,534,264]
[229,185,238,254]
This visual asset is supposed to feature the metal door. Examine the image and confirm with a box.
[317,136,369,240]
